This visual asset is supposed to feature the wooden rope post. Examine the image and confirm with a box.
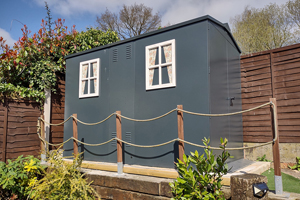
[40,115,46,162]
[177,105,185,162]
[116,111,123,174]
[73,114,78,156]
[2,98,8,163]
[270,98,282,195]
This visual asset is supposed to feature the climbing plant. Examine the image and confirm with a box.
[0,3,119,105]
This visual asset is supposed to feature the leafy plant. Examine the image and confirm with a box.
[0,2,119,105]
[170,138,230,200]
[30,149,100,200]
[289,157,300,171]
[256,154,271,162]
[0,155,44,200]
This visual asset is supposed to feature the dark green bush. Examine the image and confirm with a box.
[170,138,230,200]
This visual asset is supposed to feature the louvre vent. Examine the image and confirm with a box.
[111,132,116,147]
[112,49,118,62]
[126,45,132,59]
[125,132,131,147]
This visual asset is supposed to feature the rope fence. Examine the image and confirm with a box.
[37,98,280,174]
[38,100,278,151]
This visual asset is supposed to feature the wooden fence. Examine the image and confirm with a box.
[241,43,300,143]
[0,99,42,162]
[0,73,65,162]
[50,72,65,149]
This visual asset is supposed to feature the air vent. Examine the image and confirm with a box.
[125,132,131,147]
[126,45,132,59]
[111,132,116,147]
[113,49,118,62]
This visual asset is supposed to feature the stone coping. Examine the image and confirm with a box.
[63,159,271,186]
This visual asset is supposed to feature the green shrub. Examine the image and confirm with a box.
[30,150,100,200]
[289,157,300,171]
[170,138,230,200]
[0,155,44,200]
[256,154,271,162]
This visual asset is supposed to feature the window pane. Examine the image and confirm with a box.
[81,80,88,95]
[162,66,170,84]
[152,68,159,85]
[161,44,172,64]
[90,62,97,77]
[149,47,159,66]
[90,79,95,94]
[82,64,88,78]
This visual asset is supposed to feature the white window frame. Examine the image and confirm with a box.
[79,58,100,98]
[145,39,176,90]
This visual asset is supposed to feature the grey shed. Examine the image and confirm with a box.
[63,15,243,169]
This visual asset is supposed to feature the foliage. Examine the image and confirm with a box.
[30,149,100,200]
[96,3,161,39]
[230,3,298,55]
[0,83,45,105]
[287,0,300,29]
[256,154,271,162]
[0,155,45,200]
[288,157,300,171]
[0,2,119,105]
[170,138,230,200]
[71,28,119,53]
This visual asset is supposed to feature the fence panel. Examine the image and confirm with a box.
[0,99,42,162]
[241,43,300,143]
[50,72,65,149]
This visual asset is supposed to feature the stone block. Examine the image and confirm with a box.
[93,185,170,200]
[231,174,268,200]
[86,173,160,195]
[160,180,173,197]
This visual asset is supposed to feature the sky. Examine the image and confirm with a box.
[0,0,292,47]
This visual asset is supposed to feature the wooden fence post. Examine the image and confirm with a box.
[177,105,185,162]
[270,98,282,195]
[73,114,78,156]
[116,111,123,174]
[2,98,8,163]
[40,115,46,162]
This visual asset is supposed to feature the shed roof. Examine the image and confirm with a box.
[65,15,241,59]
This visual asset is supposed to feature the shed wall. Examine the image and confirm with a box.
[64,19,243,168]
[208,22,243,160]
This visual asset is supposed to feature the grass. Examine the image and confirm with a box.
[262,168,300,194]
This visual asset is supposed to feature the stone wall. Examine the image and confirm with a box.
[84,169,173,200]
[244,142,300,163]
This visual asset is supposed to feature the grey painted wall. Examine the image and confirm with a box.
[208,22,243,160]
[64,17,243,168]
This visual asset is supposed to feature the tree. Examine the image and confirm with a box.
[287,0,300,28]
[96,3,161,39]
[230,3,298,55]
[0,3,119,104]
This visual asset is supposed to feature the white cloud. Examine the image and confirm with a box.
[31,0,291,26]
[160,0,291,25]
[0,28,16,47]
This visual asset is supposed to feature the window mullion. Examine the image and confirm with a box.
[159,45,162,85]
[88,63,90,95]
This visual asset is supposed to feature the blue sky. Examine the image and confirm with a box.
[0,0,290,47]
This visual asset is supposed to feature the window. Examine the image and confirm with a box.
[79,58,100,98]
[145,39,176,90]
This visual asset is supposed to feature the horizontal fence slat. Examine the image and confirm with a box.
[6,140,40,148]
